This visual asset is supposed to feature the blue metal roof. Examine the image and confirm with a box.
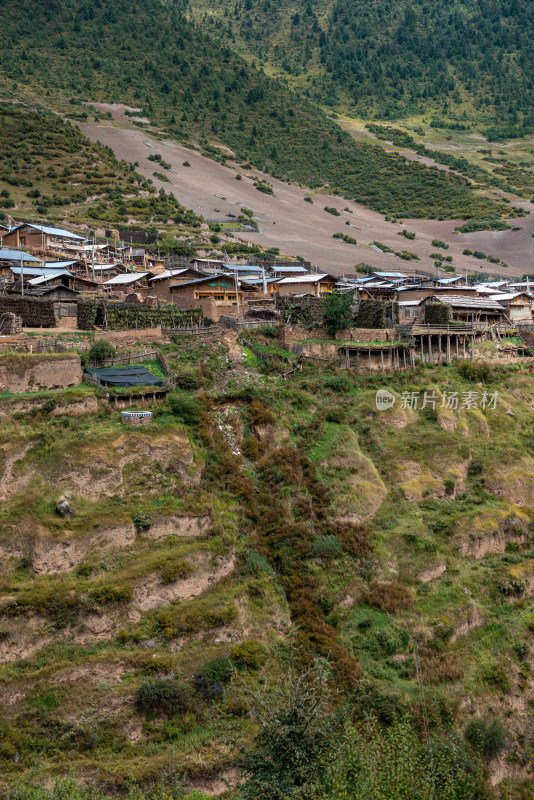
[11,266,73,277]
[44,260,79,269]
[0,249,42,263]
[14,223,85,240]
[221,264,263,273]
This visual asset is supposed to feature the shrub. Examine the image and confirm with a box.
[324,206,341,216]
[231,640,264,670]
[465,718,508,758]
[246,549,274,575]
[174,370,202,390]
[89,584,132,605]
[366,581,413,614]
[312,535,343,560]
[88,340,116,362]
[161,560,192,584]
[325,375,351,393]
[202,656,234,684]
[168,391,201,424]
[74,563,92,577]
[135,678,192,715]
[133,512,152,532]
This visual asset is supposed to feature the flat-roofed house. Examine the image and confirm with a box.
[104,272,152,293]
[276,273,337,297]
[492,292,533,322]
[147,268,206,301]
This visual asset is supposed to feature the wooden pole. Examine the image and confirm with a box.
[438,334,442,362]
[368,349,372,370]
[380,350,385,371]
[446,335,451,362]
[463,338,466,359]
[428,335,432,364]
[471,335,475,360]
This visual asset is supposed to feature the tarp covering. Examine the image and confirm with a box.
[85,366,163,388]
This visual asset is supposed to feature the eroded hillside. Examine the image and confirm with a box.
[1,333,534,797]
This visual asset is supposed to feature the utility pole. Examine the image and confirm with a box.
[234,269,240,316]
[20,249,24,296]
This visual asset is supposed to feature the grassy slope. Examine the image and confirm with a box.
[1,335,534,795]
[0,0,512,220]
[0,104,202,231]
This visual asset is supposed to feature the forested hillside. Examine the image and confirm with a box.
[191,0,534,136]
[0,0,511,219]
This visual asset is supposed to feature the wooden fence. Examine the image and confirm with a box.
[162,325,219,337]
[87,347,157,369]
[219,315,268,331]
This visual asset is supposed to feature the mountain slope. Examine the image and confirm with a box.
[191,0,534,134]
[0,0,509,219]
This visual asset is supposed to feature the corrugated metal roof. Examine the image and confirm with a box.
[277,273,331,284]
[27,274,63,286]
[44,260,79,269]
[11,266,73,277]
[149,269,191,282]
[491,292,532,301]
[0,249,41,263]
[270,266,308,274]
[105,272,150,285]
[15,223,85,240]
[437,276,463,284]
[372,271,407,278]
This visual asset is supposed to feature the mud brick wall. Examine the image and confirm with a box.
[0,354,82,393]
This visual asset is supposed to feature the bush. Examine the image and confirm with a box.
[88,340,117,362]
[174,370,202,390]
[161,560,192,584]
[202,656,234,684]
[89,584,132,605]
[325,375,351,393]
[135,678,193,715]
[465,718,508,758]
[312,535,343,560]
[133,512,152,532]
[231,640,264,670]
[168,391,201,424]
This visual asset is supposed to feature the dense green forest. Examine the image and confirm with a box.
[192,0,534,135]
[0,0,511,219]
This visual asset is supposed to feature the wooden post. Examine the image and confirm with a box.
[455,337,459,358]
[420,336,424,362]
[428,335,432,364]
[471,335,475,360]
[463,338,466,359]
[403,349,407,368]
[356,350,360,371]
[438,335,442,362]
[389,349,393,371]
[446,335,451,362]
[368,349,372,370]
[380,349,385,371]
[345,349,350,370]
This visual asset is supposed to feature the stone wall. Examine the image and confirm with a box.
[0,354,82,393]
[279,325,330,346]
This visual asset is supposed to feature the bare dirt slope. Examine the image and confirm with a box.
[83,111,534,278]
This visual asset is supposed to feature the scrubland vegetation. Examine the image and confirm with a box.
[1,332,534,798]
